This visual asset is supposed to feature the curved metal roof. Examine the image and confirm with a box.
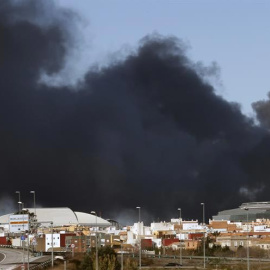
[0,207,110,227]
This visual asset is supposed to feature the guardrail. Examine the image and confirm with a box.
[0,244,14,248]
[121,253,270,263]
[29,259,52,270]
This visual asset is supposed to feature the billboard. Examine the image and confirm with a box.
[9,214,29,233]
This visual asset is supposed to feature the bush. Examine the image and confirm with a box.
[79,246,121,270]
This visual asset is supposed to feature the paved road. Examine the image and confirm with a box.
[0,248,25,270]
[0,252,5,263]
[0,248,52,270]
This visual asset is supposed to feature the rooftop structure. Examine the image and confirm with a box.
[213,202,270,222]
[0,207,110,228]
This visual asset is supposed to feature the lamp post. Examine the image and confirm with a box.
[51,222,54,268]
[201,203,205,269]
[244,208,250,270]
[27,231,30,270]
[15,191,21,213]
[136,206,141,270]
[30,191,36,254]
[115,239,124,270]
[22,236,25,267]
[120,241,123,270]
[91,211,98,270]
[178,208,182,224]
[178,208,182,266]
[30,191,36,219]
[18,201,24,210]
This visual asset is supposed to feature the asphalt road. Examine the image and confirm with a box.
[0,252,5,263]
[0,248,24,270]
[0,248,53,270]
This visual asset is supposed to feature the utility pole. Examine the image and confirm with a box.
[91,211,98,270]
[136,206,141,270]
[201,203,206,269]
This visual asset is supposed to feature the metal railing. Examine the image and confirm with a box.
[29,259,52,269]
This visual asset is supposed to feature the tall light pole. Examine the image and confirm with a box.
[120,240,123,270]
[15,191,21,213]
[178,208,182,266]
[51,222,54,268]
[91,211,98,270]
[30,191,36,219]
[178,208,182,224]
[18,201,24,210]
[136,206,141,270]
[201,203,205,269]
[244,207,250,270]
[115,239,124,270]
[30,191,36,254]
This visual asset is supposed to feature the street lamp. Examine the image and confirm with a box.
[15,191,21,213]
[30,191,36,254]
[30,191,36,219]
[201,203,205,269]
[178,208,182,266]
[178,208,182,224]
[18,201,24,210]
[244,207,250,270]
[91,211,98,270]
[115,239,124,270]
[51,222,54,269]
[136,206,141,270]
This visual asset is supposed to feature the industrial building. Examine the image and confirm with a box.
[212,202,270,222]
[0,207,111,229]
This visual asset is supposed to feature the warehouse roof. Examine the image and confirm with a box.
[212,202,270,222]
[0,207,110,227]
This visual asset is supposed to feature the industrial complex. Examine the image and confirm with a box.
[1,202,270,258]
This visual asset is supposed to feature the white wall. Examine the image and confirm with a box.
[45,233,60,251]
[151,222,173,231]
[182,222,200,230]
[254,225,270,232]
[152,238,162,248]
[176,233,188,240]
[12,237,22,247]
[131,222,144,236]
[127,231,136,245]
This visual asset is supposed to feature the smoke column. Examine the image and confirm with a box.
[0,0,270,224]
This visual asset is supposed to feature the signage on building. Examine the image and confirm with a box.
[9,214,29,233]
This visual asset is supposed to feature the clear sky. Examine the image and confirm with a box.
[57,0,270,117]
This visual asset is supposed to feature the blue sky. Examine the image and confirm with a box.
[58,0,270,117]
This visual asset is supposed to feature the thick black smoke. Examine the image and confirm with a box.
[1,0,270,224]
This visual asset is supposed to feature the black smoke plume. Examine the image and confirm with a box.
[1,0,270,224]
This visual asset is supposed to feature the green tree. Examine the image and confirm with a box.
[210,231,221,242]
[80,253,93,270]
[80,246,121,270]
